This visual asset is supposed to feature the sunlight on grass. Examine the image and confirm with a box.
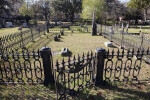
[0,27,29,37]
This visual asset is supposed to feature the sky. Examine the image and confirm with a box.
[119,0,130,3]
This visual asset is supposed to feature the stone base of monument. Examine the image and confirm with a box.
[104,42,112,47]
[61,48,71,56]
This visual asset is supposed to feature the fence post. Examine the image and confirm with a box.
[95,48,106,86]
[31,28,34,41]
[140,31,144,50]
[20,32,23,47]
[39,27,41,37]
[40,47,54,86]
[46,22,49,33]
[121,28,124,49]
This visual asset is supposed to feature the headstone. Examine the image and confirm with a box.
[58,34,61,38]
[61,48,71,56]
[60,30,64,35]
[6,22,13,27]
[18,27,22,30]
[23,23,27,28]
[104,42,113,47]
[54,34,58,41]
[121,23,124,28]
[140,26,142,29]
[54,16,57,26]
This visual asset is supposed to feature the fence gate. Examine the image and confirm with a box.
[54,52,96,100]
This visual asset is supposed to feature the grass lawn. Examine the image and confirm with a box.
[0,27,29,37]
[0,31,150,100]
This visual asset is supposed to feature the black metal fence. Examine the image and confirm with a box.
[55,51,96,99]
[0,24,47,52]
[49,25,92,33]
[0,47,150,99]
[0,49,44,84]
[54,48,150,99]
[97,24,150,63]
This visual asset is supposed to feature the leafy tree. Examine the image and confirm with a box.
[36,0,51,21]
[82,0,125,24]
[19,2,30,16]
[123,8,142,25]
[0,0,23,27]
[128,0,150,22]
[52,0,82,22]
[82,0,105,20]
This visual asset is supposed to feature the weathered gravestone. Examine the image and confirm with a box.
[60,30,64,35]
[54,34,58,41]
[121,23,124,29]
[54,16,57,26]
[58,34,61,38]
[6,22,13,27]
[104,42,113,47]
[23,23,27,28]
[61,48,71,56]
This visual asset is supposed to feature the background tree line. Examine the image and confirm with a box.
[0,0,150,27]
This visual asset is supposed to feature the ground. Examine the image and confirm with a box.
[0,31,150,100]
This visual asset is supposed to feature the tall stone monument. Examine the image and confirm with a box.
[91,12,97,36]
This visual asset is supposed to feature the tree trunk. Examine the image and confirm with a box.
[144,8,147,22]
[45,14,48,21]
[70,11,74,23]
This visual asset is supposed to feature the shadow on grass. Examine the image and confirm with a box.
[0,84,56,100]
[97,82,150,100]
[109,45,117,48]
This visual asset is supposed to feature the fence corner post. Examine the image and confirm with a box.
[40,47,54,86]
[95,48,106,86]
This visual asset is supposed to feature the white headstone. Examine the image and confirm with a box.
[121,23,124,28]
[23,23,27,27]
[104,42,113,47]
[6,22,13,27]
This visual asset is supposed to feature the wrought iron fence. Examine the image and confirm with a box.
[97,24,150,63]
[54,47,150,99]
[0,46,150,99]
[55,51,96,100]
[49,25,92,33]
[0,24,46,52]
[104,48,150,82]
[0,49,44,84]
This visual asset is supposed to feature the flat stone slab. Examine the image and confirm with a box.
[104,42,112,47]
